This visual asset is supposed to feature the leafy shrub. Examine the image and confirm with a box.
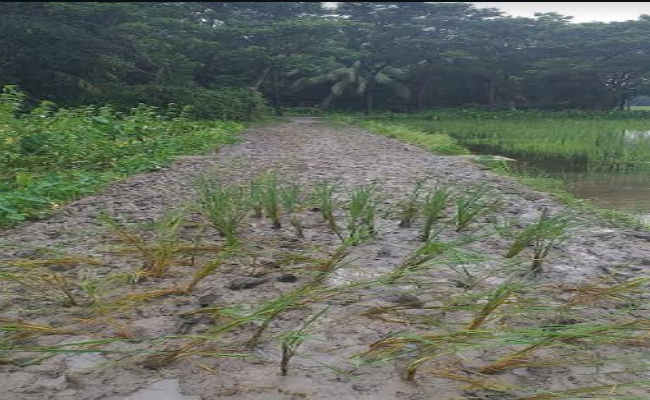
[0,86,244,225]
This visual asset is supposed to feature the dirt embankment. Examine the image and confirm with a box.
[1,118,648,400]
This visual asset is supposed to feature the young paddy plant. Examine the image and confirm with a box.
[560,276,650,310]
[197,179,250,247]
[312,180,343,239]
[466,281,526,331]
[252,172,283,229]
[454,185,498,232]
[396,179,425,228]
[345,184,380,244]
[0,269,85,307]
[503,209,579,273]
[280,181,305,238]
[479,320,650,375]
[420,184,452,241]
[385,234,484,283]
[279,306,330,376]
[101,210,185,278]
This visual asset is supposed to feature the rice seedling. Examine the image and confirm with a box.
[420,185,452,241]
[3,255,105,269]
[312,180,343,239]
[561,276,650,309]
[345,184,380,244]
[428,367,514,392]
[255,172,283,229]
[514,380,650,400]
[279,306,329,376]
[361,330,488,381]
[249,177,265,219]
[185,259,222,293]
[0,269,84,306]
[454,185,497,232]
[280,181,305,238]
[504,209,579,273]
[197,179,250,247]
[102,211,185,278]
[245,245,351,347]
[466,281,526,331]
[479,321,650,374]
[385,234,483,283]
[0,317,73,337]
[396,179,425,228]
[403,114,650,173]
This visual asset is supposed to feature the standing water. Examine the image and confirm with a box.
[405,116,650,224]
[466,131,650,223]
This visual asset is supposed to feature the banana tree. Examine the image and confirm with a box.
[292,60,411,115]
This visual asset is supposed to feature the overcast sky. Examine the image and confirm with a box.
[473,2,650,22]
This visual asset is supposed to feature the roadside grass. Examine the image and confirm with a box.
[0,86,244,227]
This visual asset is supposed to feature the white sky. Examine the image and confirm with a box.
[472,2,650,22]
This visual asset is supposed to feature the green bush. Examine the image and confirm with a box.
[0,86,244,225]
[93,84,269,121]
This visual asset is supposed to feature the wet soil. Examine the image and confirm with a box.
[0,118,648,400]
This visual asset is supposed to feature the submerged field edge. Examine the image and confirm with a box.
[337,117,648,230]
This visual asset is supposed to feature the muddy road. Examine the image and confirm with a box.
[1,118,648,400]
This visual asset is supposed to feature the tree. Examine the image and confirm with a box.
[292,60,410,114]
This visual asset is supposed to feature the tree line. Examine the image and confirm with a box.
[2,2,650,117]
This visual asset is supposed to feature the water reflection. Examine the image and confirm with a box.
[466,142,650,222]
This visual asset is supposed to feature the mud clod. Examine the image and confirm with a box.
[227,277,268,290]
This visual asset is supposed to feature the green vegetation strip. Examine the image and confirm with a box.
[340,118,469,156]
[346,115,646,229]
[0,87,244,226]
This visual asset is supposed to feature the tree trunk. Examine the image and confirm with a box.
[415,83,428,110]
[364,89,373,116]
[487,79,497,106]
[272,69,283,116]
[251,67,272,91]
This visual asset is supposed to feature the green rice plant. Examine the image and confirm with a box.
[361,330,488,381]
[396,179,425,228]
[454,185,497,232]
[345,184,380,244]
[385,234,483,283]
[402,115,650,173]
[3,255,105,269]
[467,281,526,331]
[101,210,185,278]
[254,172,283,229]
[515,380,650,400]
[186,259,222,293]
[249,178,265,219]
[504,209,580,273]
[0,269,84,307]
[561,276,650,309]
[420,185,452,241]
[280,181,305,238]
[197,179,250,247]
[480,320,650,374]
[280,306,330,376]
[189,243,351,348]
[504,209,578,259]
[312,180,343,239]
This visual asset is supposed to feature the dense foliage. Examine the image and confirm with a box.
[0,86,243,225]
[2,2,650,114]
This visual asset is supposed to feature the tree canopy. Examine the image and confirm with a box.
[2,2,650,114]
